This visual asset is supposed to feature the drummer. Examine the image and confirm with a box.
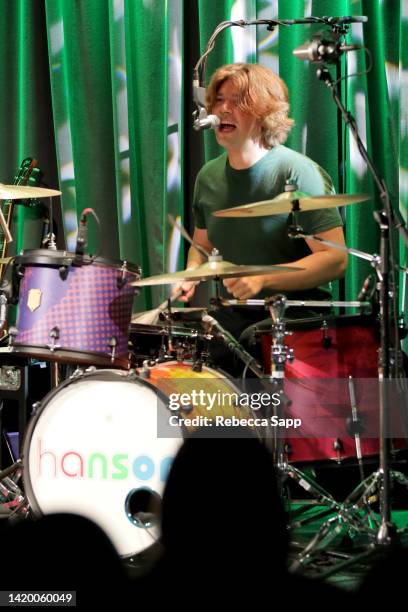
[176,63,347,350]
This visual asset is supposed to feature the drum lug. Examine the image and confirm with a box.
[117,261,128,289]
[8,326,18,348]
[108,336,117,362]
[333,438,343,463]
[139,360,151,378]
[59,265,69,281]
[320,320,332,348]
[70,367,85,380]
[47,326,61,352]
[31,401,42,416]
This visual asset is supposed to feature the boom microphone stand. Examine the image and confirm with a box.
[287,44,408,571]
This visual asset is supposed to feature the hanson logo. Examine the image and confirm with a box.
[34,438,174,482]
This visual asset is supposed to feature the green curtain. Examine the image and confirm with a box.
[43,0,183,310]
[0,0,58,254]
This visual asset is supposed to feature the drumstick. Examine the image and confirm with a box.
[0,205,13,243]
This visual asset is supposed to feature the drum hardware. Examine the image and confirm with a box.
[280,224,408,565]
[264,297,336,505]
[285,61,408,573]
[257,296,392,535]
[47,327,60,352]
[201,313,264,379]
[347,376,365,482]
[219,297,372,310]
[42,196,57,251]
[321,321,332,349]
[117,261,130,289]
[0,365,21,391]
[108,336,118,362]
[0,459,27,518]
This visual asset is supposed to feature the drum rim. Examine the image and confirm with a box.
[129,322,205,340]
[11,344,131,368]
[252,312,377,335]
[14,248,140,273]
[21,367,169,558]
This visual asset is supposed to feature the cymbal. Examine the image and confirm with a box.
[131,307,205,324]
[0,257,12,264]
[132,260,303,287]
[213,192,371,218]
[0,183,61,200]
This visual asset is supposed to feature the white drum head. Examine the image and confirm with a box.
[23,370,182,557]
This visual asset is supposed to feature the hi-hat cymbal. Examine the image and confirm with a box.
[131,306,205,324]
[213,192,371,218]
[0,183,61,200]
[132,260,303,287]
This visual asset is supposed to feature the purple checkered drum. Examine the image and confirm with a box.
[12,250,140,367]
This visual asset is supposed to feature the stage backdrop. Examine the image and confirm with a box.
[0,0,406,319]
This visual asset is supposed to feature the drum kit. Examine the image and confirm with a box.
[0,180,407,567]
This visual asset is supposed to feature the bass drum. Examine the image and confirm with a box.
[22,363,246,558]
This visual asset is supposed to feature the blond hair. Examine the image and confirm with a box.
[206,63,294,148]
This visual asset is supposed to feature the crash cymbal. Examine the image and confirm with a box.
[132,260,303,287]
[213,192,371,218]
[0,183,61,200]
[0,257,12,264]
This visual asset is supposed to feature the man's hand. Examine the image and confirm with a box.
[223,275,264,300]
[172,280,198,303]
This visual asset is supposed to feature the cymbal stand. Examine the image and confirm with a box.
[42,197,57,250]
[0,460,29,519]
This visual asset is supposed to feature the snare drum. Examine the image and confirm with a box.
[22,362,246,557]
[129,322,206,364]
[12,250,139,367]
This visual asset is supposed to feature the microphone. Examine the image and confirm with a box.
[293,38,362,64]
[193,108,220,131]
[325,15,368,25]
[73,210,88,266]
[357,273,375,302]
[202,313,263,377]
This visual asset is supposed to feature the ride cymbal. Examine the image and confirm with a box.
[132,260,303,287]
[0,183,61,200]
[213,192,371,218]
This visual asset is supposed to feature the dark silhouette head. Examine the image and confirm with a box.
[160,426,288,578]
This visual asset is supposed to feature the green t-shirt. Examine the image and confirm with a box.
[193,145,342,299]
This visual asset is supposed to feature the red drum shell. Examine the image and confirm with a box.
[261,315,405,463]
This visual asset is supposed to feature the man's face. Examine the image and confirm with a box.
[212,79,260,150]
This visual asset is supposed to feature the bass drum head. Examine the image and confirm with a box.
[22,369,182,558]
